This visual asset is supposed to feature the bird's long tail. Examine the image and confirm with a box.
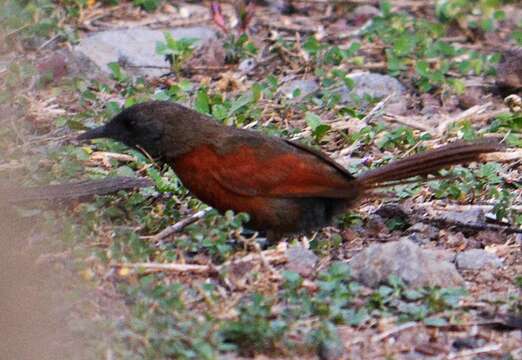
[355,139,502,189]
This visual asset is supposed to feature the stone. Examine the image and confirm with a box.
[455,249,503,270]
[406,223,439,241]
[285,245,318,277]
[399,233,430,245]
[439,208,485,225]
[280,79,319,99]
[336,72,407,115]
[424,249,456,263]
[74,27,217,77]
[349,238,463,288]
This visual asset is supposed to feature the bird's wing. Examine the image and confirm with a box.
[283,139,355,180]
[209,137,356,198]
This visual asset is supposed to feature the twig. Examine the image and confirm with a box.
[414,215,522,234]
[417,201,522,212]
[371,321,417,343]
[361,93,394,124]
[114,246,289,275]
[385,105,508,136]
[37,34,60,51]
[89,152,137,167]
[447,344,501,359]
[5,24,29,38]
[480,150,522,163]
[115,262,212,274]
[0,161,24,172]
[151,208,212,241]
[383,114,435,133]
[437,103,492,136]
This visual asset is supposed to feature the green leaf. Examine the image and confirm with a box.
[212,104,228,121]
[393,33,417,56]
[424,317,448,327]
[305,112,322,129]
[305,112,331,141]
[155,41,169,56]
[116,166,136,177]
[195,89,210,114]
[105,101,122,118]
[107,62,127,82]
[228,92,253,115]
[513,30,522,45]
[282,271,302,288]
[404,289,424,300]
[303,36,321,56]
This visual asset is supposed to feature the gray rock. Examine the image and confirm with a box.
[403,223,439,244]
[439,208,485,225]
[49,48,105,81]
[350,238,463,288]
[399,233,430,245]
[285,245,318,277]
[74,27,216,77]
[336,72,407,114]
[455,249,503,270]
[280,79,319,99]
[425,249,456,263]
[407,223,439,240]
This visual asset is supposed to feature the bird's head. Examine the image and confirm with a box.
[78,101,167,158]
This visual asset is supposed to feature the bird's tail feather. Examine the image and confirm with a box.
[355,139,502,189]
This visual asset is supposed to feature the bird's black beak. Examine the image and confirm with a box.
[77,125,108,141]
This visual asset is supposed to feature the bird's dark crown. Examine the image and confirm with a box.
[78,101,175,158]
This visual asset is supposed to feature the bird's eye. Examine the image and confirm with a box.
[123,119,136,130]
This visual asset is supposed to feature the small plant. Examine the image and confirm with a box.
[436,0,507,32]
[210,2,257,63]
[156,33,197,74]
[193,84,263,126]
[132,0,163,12]
[305,112,331,143]
[223,33,258,64]
[363,1,499,93]
[220,294,286,355]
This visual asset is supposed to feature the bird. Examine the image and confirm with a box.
[78,101,501,241]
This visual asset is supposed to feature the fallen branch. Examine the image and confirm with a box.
[371,321,417,343]
[384,105,508,136]
[480,150,522,163]
[410,208,522,234]
[447,344,501,359]
[361,93,394,124]
[114,244,289,275]
[151,208,212,241]
[416,201,522,212]
[114,262,213,274]
[1,177,152,203]
[437,103,492,136]
[383,114,435,133]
